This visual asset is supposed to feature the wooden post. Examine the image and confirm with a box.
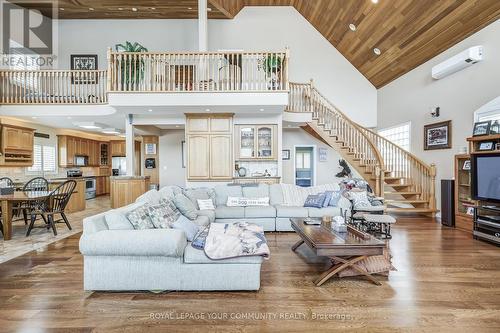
[285,47,290,91]
[429,163,437,213]
[107,47,112,92]
[309,78,314,113]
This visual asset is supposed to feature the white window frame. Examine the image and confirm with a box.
[26,138,57,175]
[377,121,411,152]
[474,96,500,122]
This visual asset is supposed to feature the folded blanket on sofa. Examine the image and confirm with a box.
[203,222,270,260]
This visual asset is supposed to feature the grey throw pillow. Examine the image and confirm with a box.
[147,200,180,229]
[126,204,154,230]
[183,187,216,209]
[172,215,200,241]
[173,193,198,220]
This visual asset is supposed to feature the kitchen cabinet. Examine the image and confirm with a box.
[0,124,35,166]
[95,176,110,196]
[110,140,126,156]
[58,135,106,167]
[110,176,150,209]
[235,125,277,160]
[100,142,109,166]
[186,114,233,181]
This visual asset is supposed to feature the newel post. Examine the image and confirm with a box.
[429,163,437,212]
[309,78,314,113]
[285,47,290,91]
[107,47,112,92]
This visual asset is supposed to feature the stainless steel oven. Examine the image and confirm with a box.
[85,177,96,200]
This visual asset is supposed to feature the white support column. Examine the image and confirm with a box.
[125,114,135,176]
[198,0,208,52]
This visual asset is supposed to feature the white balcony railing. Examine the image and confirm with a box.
[107,49,289,93]
[0,70,108,104]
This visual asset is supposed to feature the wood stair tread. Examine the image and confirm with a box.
[386,199,427,204]
[385,183,413,188]
[384,191,420,195]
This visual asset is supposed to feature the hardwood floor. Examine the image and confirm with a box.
[0,214,499,332]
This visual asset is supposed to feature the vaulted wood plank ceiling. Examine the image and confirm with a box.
[12,0,500,87]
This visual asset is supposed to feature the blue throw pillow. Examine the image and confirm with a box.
[304,194,326,208]
[329,191,342,207]
[323,191,333,208]
[172,215,200,241]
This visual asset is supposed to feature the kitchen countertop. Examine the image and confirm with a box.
[233,176,281,179]
[110,176,150,180]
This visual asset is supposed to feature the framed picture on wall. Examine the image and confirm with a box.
[318,148,327,162]
[282,149,290,160]
[424,120,452,150]
[70,54,98,84]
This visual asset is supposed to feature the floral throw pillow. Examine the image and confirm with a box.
[147,200,180,229]
[126,204,154,230]
[349,191,371,209]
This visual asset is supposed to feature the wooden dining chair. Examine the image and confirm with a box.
[0,177,14,235]
[21,177,49,225]
[26,180,76,236]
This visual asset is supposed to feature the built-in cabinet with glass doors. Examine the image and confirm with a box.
[235,125,277,160]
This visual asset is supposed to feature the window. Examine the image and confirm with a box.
[27,139,56,174]
[378,122,411,152]
[477,110,500,122]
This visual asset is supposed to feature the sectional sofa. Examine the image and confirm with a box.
[79,183,349,291]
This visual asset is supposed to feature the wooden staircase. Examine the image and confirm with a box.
[288,81,437,215]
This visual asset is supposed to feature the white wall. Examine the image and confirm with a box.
[56,6,376,125]
[377,19,500,210]
[282,128,357,185]
[158,129,186,187]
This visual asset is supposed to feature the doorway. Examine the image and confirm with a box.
[294,146,315,187]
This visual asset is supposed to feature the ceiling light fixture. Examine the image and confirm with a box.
[118,7,123,10]
[74,121,104,130]
[150,7,156,10]
[371,0,379,3]
[31,116,38,119]
[188,7,193,10]
[175,125,180,128]
[132,7,138,12]
[373,47,381,55]
[207,8,212,11]
[205,108,210,112]
[259,108,264,111]
[148,109,153,112]
[102,128,121,135]
[349,23,356,31]
[89,7,94,11]
[60,8,65,11]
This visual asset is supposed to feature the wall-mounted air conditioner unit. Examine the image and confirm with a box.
[431,46,483,80]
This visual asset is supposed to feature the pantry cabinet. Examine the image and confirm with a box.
[186,114,233,181]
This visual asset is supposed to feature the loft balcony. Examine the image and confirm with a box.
[0,50,289,111]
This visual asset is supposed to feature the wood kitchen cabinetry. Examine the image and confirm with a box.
[95,176,110,196]
[186,114,233,181]
[235,125,278,160]
[110,140,126,156]
[58,135,107,168]
[0,124,35,166]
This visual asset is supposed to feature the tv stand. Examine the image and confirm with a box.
[473,204,500,246]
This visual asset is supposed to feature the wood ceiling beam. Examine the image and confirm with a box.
[208,0,245,18]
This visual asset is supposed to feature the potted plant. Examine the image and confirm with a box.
[114,41,148,90]
[262,54,283,90]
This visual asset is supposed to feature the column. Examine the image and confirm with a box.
[198,0,208,52]
[125,114,135,176]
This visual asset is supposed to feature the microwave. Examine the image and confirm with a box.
[74,155,88,166]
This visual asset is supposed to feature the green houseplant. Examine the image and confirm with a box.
[262,54,283,90]
[114,41,148,90]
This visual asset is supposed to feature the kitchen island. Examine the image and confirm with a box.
[110,176,150,208]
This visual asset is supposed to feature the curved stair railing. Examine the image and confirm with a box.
[288,81,385,196]
[287,80,436,211]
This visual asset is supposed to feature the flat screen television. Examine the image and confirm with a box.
[471,153,500,203]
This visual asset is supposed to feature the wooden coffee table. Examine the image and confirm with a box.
[290,218,386,286]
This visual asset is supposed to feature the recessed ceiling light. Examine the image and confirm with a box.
[207,8,212,11]
[132,7,138,12]
[89,7,94,11]
[118,7,123,10]
[188,7,193,10]
[150,7,156,10]
[148,109,153,112]
[175,125,180,128]
[349,23,356,31]
[259,108,264,111]
[371,0,379,3]
[74,121,103,130]
[31,116,37,119]
[373,48,381,55]
[60,8,65,11]
[205,108,210,112]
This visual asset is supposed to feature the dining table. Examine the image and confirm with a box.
[0,191,51,241]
